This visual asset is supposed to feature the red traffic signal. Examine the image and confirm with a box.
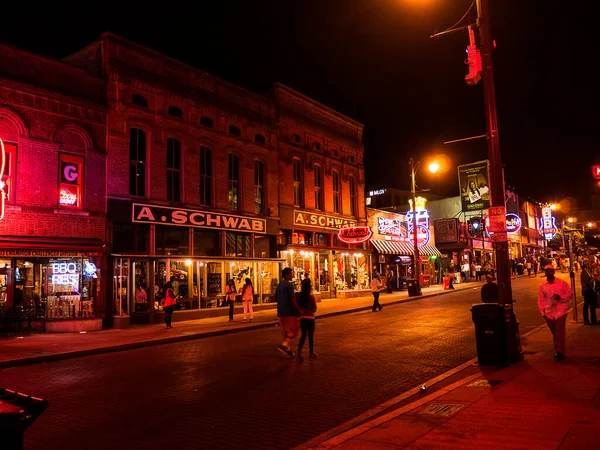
[465,44,482,85]
[592,165,600,180]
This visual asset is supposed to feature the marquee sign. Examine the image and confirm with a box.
[132,203,266,234]
[539,207,558,240]
[0,138,6,220]
[293,211,356,230]
[407,223,431,248]
[406,196,430,248]
[337,226,373,244]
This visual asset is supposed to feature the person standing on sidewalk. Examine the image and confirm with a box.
[161,281,177,329]
[276,268,300,358]
[296,278,318,361]
[370,273,383,312]
[581,262,597,325]
[481,274,498,303]
[538,264,573,360]
[225,279,236,322]
[386,267,394,294]
[240,278,254,323]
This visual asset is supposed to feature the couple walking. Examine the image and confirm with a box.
[276,268,318,360]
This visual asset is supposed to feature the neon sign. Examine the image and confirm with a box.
[506,213,522,234]
[51,261,79,285]
[0,138,5,220]
[377,217,405,237]
[369,189,386,196]
[59,188,78,205]
[84,261,98,278]
[539,207,557,240]
[337,226,373,244]
[406,196,431,248]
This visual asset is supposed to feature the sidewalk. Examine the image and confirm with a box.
[303,314,600,450]
[0,277,490,369]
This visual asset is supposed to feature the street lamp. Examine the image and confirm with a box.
[409,156,444,295]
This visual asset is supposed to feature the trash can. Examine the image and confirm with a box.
[471,303,510,367]
[0,388,49,450]
[406,278,421,297]
[516,263,524,275]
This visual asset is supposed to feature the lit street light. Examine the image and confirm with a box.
[409,156,446,295]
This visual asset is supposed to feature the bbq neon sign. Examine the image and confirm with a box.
[51,261,80,285]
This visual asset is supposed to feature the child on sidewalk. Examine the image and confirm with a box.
[296,278,317,361]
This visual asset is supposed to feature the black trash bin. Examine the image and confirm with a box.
[0,388,49,450]
[406,278,421,297]
[516,263,524,275]
[471,303,510,367]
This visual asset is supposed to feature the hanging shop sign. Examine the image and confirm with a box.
[467,217,484,238]
[132,203,266,233]
[487,206,507,233]
[293,210,357,230]
[457,160,491,212]
[377,217,405,237]
[539,207,558,240]
[506,213,522,234]
[407,223,431,248]
[337,226,373,244]
[434,218,459,244]
[0,138,6,220]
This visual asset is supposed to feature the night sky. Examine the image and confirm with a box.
[1,1,596,209]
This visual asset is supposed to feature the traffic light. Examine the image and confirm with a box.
[465,44,482,85]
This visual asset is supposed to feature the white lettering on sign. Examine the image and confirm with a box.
[59,189,78,205]
[63,165,78,182]
[293,211,356,230]
[51,262,79,286]
[369,189,386,196]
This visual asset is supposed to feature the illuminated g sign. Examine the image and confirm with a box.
[61,162,79,184]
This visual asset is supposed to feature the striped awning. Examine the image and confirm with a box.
[370,240,442,256]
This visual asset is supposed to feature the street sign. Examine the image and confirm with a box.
[488,206,507,233]
[490,232,508,242]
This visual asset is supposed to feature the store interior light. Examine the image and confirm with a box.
[185,259,192,266]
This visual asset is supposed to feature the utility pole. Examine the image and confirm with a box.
[409,158,422,296]
[476,0,513,304]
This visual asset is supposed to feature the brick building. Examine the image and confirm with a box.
[0,43,107,331]
[1,33,368,329]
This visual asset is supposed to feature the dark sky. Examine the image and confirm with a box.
[1,0,596,209]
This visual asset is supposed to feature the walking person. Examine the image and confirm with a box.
[161,281,177,328]
[296,278,318,361]
[225,279,236,322]
[581,261,597,325]
[538,264,573,360]
[276,268,300,358]
[370,273,383,312]
[240,278,254,323]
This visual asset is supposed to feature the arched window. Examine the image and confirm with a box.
[166,138,181,202]
[293,159,304,207]
[228,154,240,209]
[254,134,266,145]
[314,165,324,211]
[229,125,241,137]
[199,146,212,206]
[349,176,357,217]
[254,160,265,214]
[168,106,183,119]
[131,94,148,108]
[200,116,214,128]
[129,128,146,196]
[332,171,341,213]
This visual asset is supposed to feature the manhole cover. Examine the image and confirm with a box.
[467,379,503,387]
[418,402,465,417]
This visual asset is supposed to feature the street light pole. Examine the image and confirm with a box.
[476,0,512,304]
[410,157,422,295]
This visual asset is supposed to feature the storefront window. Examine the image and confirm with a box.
[154,259,167,308]
[156,225,189,255]
[132,260,149,313]
[258,262,279,303]
[226,232,250,257]
[0,260,10,313]
[170,260,198,310]
[314,233,330,247]
[254,235,271,258]
[291,231,310,245]
[113,258,129,316]
[206,262,223,307]
[194,229,221,256]
[113,223,149,253]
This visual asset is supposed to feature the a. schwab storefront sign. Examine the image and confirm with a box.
[132,203,266,233]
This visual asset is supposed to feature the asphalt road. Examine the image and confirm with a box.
[1,274,554,450]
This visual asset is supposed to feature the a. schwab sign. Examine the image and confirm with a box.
[132,203,266,234]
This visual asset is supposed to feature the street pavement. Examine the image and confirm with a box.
[1,275,552,450]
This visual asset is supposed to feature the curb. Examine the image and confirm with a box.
[0,276,526,369]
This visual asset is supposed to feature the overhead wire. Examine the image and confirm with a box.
[435,1,476,36]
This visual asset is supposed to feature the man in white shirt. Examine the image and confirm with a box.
[538,264,573,360]
[370,273,383,312]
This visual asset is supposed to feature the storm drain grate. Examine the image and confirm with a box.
[467,379,503,387]
[418,402,465,417]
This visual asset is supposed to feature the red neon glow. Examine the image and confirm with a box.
[337,226,373,244]
[592,165,600,180]
[59,188,78,206]
[0,138,5,220]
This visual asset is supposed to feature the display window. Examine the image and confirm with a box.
[333,252,371,291]
[58,153,84,209]
[47,257,97,319]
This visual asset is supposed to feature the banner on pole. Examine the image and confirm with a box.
[458,160,491,212]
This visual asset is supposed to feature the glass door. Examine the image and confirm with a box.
[113,258,129,316]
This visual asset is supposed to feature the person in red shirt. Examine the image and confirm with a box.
[161,281,177,328]
[296,278,318,361]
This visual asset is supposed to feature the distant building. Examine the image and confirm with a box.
[365,188,441,212]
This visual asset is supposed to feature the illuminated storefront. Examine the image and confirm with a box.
[278,207,372,299]
[109,200,281,326]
